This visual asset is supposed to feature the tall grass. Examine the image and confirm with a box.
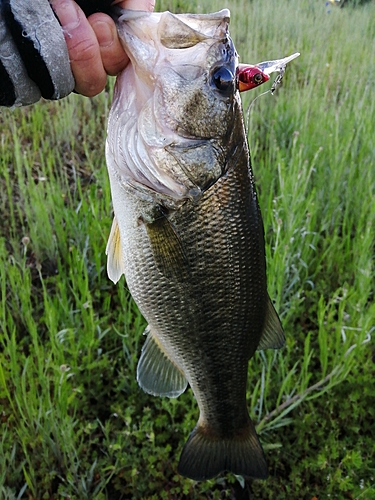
[0,0,374,498]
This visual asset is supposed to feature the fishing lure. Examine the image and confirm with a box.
[238,52,300,93]
[237,65,270,92]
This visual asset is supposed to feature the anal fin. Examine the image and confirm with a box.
[105,216,125,284]
[257,295,285,351]
[137,327,188,398]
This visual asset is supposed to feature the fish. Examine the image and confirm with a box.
[105,8,285,481]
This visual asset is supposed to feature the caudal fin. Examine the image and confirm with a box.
[177,420,268,481]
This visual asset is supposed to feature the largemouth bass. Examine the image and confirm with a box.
[105,8,285,481]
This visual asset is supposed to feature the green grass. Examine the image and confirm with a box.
[0,0,374,498]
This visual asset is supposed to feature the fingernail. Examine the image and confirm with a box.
[57,1,80,31]
[93,21,114,48]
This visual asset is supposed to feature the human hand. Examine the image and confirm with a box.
[50,0,155,97]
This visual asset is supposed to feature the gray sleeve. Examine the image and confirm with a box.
[0,0,75,107]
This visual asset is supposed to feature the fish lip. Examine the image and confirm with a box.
[173,128,209,141]
[116,9,152,22]
[173,127,224,142]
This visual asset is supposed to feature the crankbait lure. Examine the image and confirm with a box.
[238,52,300,93]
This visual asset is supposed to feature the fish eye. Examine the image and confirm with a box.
[212,67,234,95]
[253,73,264,84]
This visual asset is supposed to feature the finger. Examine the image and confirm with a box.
[50,0,107,96]
[89,0,155,77]
[88,13,129,76]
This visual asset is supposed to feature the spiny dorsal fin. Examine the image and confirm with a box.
[105,216,125,284]
[257,295,285,351]
[137,327,188,398]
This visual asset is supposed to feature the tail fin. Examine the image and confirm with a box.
[177,420,268,481]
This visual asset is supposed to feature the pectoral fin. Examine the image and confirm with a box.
[137,327,188,398]
[145,208,190,280]
[105,216,125,284]
[257,296,285,350]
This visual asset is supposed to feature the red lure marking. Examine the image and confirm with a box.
[237,64,270,92]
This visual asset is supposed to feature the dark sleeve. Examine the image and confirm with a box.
[0,0,75,107]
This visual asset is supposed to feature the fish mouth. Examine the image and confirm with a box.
[116,9,233,99]
[107,9,238,206]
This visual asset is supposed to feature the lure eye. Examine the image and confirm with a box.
[253,72,264,84]
[212,67,234,95]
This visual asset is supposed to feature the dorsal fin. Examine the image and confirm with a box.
[257,296,285,351]
[105,216,125,284]
[137,326,188,398]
